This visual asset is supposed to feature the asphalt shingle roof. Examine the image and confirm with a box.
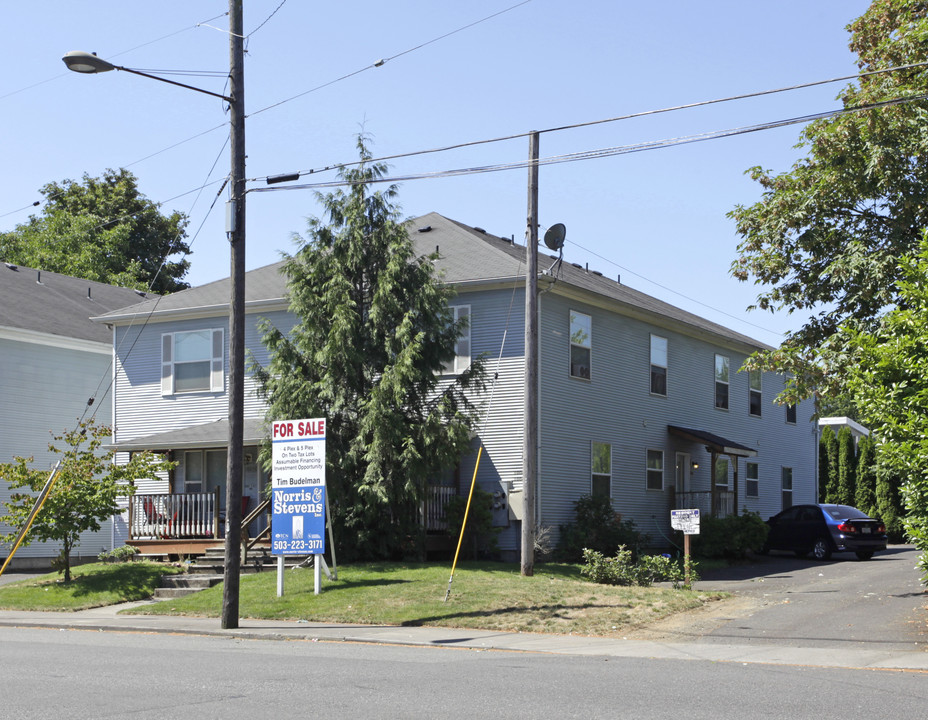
[0,262,148,344]
[92,212,768,351]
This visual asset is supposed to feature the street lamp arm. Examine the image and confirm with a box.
[62,51,232,103]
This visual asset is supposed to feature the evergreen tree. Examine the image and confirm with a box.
[855,434,877,517]
[875,457,906,543]
[819,426,839,504]
[252,137,485,561]
[836,426,857,506]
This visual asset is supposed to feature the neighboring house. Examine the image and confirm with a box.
[92,213,817,561]
[0,263,148,569]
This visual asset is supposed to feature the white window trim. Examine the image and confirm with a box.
[591,440,612,497]
[646,449,664,491]
[749,369,762,417]
[161,328,224,396]
[442,305,471,375]
[569,310,592,380]
[746,461,759,498]
[714,354,729,410]
[650,334,667,396]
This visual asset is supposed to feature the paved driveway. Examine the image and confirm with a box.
[637,545,928,652]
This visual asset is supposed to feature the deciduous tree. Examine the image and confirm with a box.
[0,168,190,293]
[729,0,928,404]
[0,420,172,581]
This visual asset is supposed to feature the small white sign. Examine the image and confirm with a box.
[671,508,700,535]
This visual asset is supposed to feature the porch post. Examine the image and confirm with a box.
[710,449,718,517]
[731,455,739,516]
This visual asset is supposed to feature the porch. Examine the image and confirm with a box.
[671,490,736,519]
[128,486,458,557]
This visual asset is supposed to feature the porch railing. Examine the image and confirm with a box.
[423,486,456,531]
[673,490,735,519]
[128,489,220,540]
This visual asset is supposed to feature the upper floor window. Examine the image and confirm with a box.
[442,305,471,375]
[646,449,664,491]
[650,335,667,396]
[786,403,797,424]
[714,354,729,410]
[161,329,224,395]
[591,441,611,498]
[746,461,759,498]
[569,311,591,380]
[749,369,762,417]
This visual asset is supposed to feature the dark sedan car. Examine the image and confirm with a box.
[762,504,887,561]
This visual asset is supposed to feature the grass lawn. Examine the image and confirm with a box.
[0,561,184,611]
[139,561,727,637]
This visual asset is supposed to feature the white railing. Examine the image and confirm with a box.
[424,486,457,531]
[673,490,735,518]
[128,489,220,540]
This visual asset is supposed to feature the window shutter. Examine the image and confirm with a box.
[210,329,224,392]
[161,334,173,396]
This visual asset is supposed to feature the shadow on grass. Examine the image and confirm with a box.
[401,600,629,627]
[58,563,169,600]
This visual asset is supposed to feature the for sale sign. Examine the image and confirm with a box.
[671,508,700,535]
[271,419,326,555]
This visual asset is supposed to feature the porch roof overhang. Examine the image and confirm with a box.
[108,418,267,452]
[668,425,757,458]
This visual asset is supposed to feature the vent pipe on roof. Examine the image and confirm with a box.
[36,270,41,284]
[87,287,92,300]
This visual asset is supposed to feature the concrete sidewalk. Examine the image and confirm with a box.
[1,601,927,671]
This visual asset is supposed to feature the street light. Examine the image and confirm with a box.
[62,51,232,102]
[62,1,246,630]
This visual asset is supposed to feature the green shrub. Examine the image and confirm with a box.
[97,545,140,563]
[580,547,697,589]
[691,511,768,559]
[558,495,647,562]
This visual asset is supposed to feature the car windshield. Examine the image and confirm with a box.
[823,505,867,520]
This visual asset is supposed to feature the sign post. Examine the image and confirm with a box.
[670,508,700,587]
[271,418,326,596]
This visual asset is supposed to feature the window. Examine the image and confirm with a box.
[161,329,224,395]
[714,354,729,409]
[442,305,471,374]
[647,449,664,491]
[746,462,759,498]
[714,457,729,489]
[591,442,611,498]
[650,335,667,395]
[781,467,793,510]
[786,403,797,424]
[749,369,762,417]
[569,311,591,379]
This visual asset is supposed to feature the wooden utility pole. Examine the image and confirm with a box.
[221,0,246,630]
[521,131,539,577]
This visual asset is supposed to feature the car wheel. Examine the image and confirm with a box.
[811,537,832,561]
[856,551,874,561]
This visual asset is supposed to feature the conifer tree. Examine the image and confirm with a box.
[819,426,839,504]
[252,137,485,561]
[855,434,877,517]
[836,426,857,506]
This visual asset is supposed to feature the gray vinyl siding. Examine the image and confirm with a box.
[113,309,296,444]
[536,291,816,544]
[0,336,115,560]
[453,287,526,554]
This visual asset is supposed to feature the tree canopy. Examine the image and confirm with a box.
[252,137,485,561]
[0,168,190,293]
[0,420,172,582]
[729,0,928,403]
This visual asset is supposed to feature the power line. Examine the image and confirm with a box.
[250,60,928,184]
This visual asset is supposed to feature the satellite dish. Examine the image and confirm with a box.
[543,223,566,251]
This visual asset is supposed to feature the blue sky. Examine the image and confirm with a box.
[1,1,873,345]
